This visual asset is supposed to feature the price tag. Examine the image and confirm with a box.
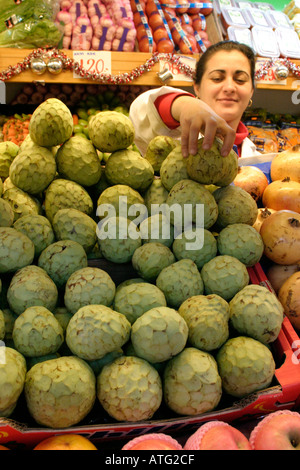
[159,56,196,82]
[255,58,287,86]
[73,51,112,79]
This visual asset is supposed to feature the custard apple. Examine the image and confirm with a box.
[12,306,64,357]
[97,355,162,421]
[216,336,276,398]
[29,98,73,147]
[172,227,217,269]
[160,145,189,191]
[156,259,204,309]
[44,178,93,223]
[7,265,58,316]
[178,294,229,351]
[0,141,19,179]
[132,242,176,281]
[0,198,14,227]
[9,146,56,195]
[143,177,169,214]
[139,213,174,247]
[229,284,284,344]
[217,223,264,267]
[24,356,96,428]
[88,111,135,152]
[201,255,249,301]
[66,304,131,360]
[186,137,238,186]
[113,281,166,324]
[213,185,258,229]
[2,187,42,222]
[166,179,218,231]
[163,347,222,415]
[96,184,145,222]
[131,306,188,363]
[144,135,178,173]
[0,346,27,417]
[52,208,97,253]
[1,308,17,346]
[13,214,55,257]
[0,227,35,273]
[97,216,142,264]
[38,240,88,288]
[105,148,154,191]
[56,134,102,187]
[64,267,116,314]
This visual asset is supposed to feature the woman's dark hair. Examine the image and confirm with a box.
[194,40,256,88]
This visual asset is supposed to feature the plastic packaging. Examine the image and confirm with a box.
[220,7,251,29]
[275,26,300,58]
[213,0,237,15]
[244,7,272,28]
[227,25,255,51]
[254,2,275,11]
[251,25,280,58]
[235,1,255,9]
[265,10,293,29]
[0,0,63,48]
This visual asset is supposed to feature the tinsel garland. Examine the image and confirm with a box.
[0,48,195,84]
[0,48,300,83]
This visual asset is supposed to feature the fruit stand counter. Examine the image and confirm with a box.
[1,47,300,91]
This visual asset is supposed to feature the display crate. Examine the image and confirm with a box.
[0,262,300,450]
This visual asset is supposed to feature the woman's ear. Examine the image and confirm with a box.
[193,83,200,98]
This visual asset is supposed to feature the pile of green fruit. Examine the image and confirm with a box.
[0,97,284,430]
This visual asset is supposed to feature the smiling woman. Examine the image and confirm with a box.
[129,40,261,159]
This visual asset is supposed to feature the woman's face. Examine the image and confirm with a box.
[194,50,254,129]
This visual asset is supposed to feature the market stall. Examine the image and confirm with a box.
[0,0,300,452]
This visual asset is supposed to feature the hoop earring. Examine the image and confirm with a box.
[248,98,253,108]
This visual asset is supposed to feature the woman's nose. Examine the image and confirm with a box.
[223,77,236,91]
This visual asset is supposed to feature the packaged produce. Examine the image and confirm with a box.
[0,0,63,48]
[220,7,251,30]
[227,25,255,50]
[251,25,280,58]
[275,27,300,59]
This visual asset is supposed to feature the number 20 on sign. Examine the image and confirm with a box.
[73,51,112,78]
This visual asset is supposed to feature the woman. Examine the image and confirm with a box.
[129,40,260,159]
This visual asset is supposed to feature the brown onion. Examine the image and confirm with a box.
[260,210,300,265]
[278,271,300,330]
[266,263,300,294]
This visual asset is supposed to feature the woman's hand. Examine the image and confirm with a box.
[171,95,236,158]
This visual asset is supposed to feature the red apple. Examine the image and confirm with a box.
[184,421,252,450]
[122,433,182,450]
[249,410,300,450]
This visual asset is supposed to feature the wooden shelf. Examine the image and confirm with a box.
[1,48,299,91]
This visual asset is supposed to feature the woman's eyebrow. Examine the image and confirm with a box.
[208,69,250,76]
